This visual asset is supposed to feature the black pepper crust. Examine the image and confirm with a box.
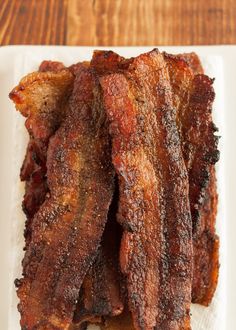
[100,49,192,330]
[9,63,74,248]
[164,53,219,306]
[9,49,220,330]
[14,65,115,329]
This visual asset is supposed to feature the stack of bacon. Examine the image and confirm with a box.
[9,49,219,330]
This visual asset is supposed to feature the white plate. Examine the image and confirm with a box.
[0,45,235,330]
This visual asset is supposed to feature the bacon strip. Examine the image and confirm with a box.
[9,68,74,142]
[14,65,115,329]
[192,167,219,305]
[100,49,192,330]
[11,59,124,328]
[73,189,124,327]
[70,52,127,328]
[181,55,219,305]
[164,53,218,230]
[10,50,219,329]
[22,61,71,219]
[10,64,74,248]
[20,138,48,220]
[164,53,219,305]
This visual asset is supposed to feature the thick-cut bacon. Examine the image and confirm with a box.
[164,53,219,305]
[180,54,219,305]
[11,58,124,329]
[21,61,71,219]
[73,189,124,327]
[10,50,220,330]
[192,167,219,305]
[182,74,219,229]
[10,65,74,247]
[15,65,115,329]
[70,52,127,329]
[9,68,74,142]
[100,49,192,330]
[164,53,219,231]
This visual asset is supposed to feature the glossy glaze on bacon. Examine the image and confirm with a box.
[14,65,115,329]
[100,49,192,330]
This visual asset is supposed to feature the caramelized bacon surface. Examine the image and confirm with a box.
[100,49,192,330]
[164,53,219,231]
[10,50,220,330]
[9,69,74,141]
[192,167,219,305]
[176,52,204,75]
[71,51,127,328]
[20,138,48,221]
[12,59,124,328]
[39,60,66,72]
[10,64,74,246]
[73,190,124,326]
[15,66,114,329]
[182,73,219,228]
[164,53,219,305]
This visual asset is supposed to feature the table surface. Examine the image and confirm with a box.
[0,0,235,46]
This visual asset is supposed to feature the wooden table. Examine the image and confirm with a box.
[0,0,235,46]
